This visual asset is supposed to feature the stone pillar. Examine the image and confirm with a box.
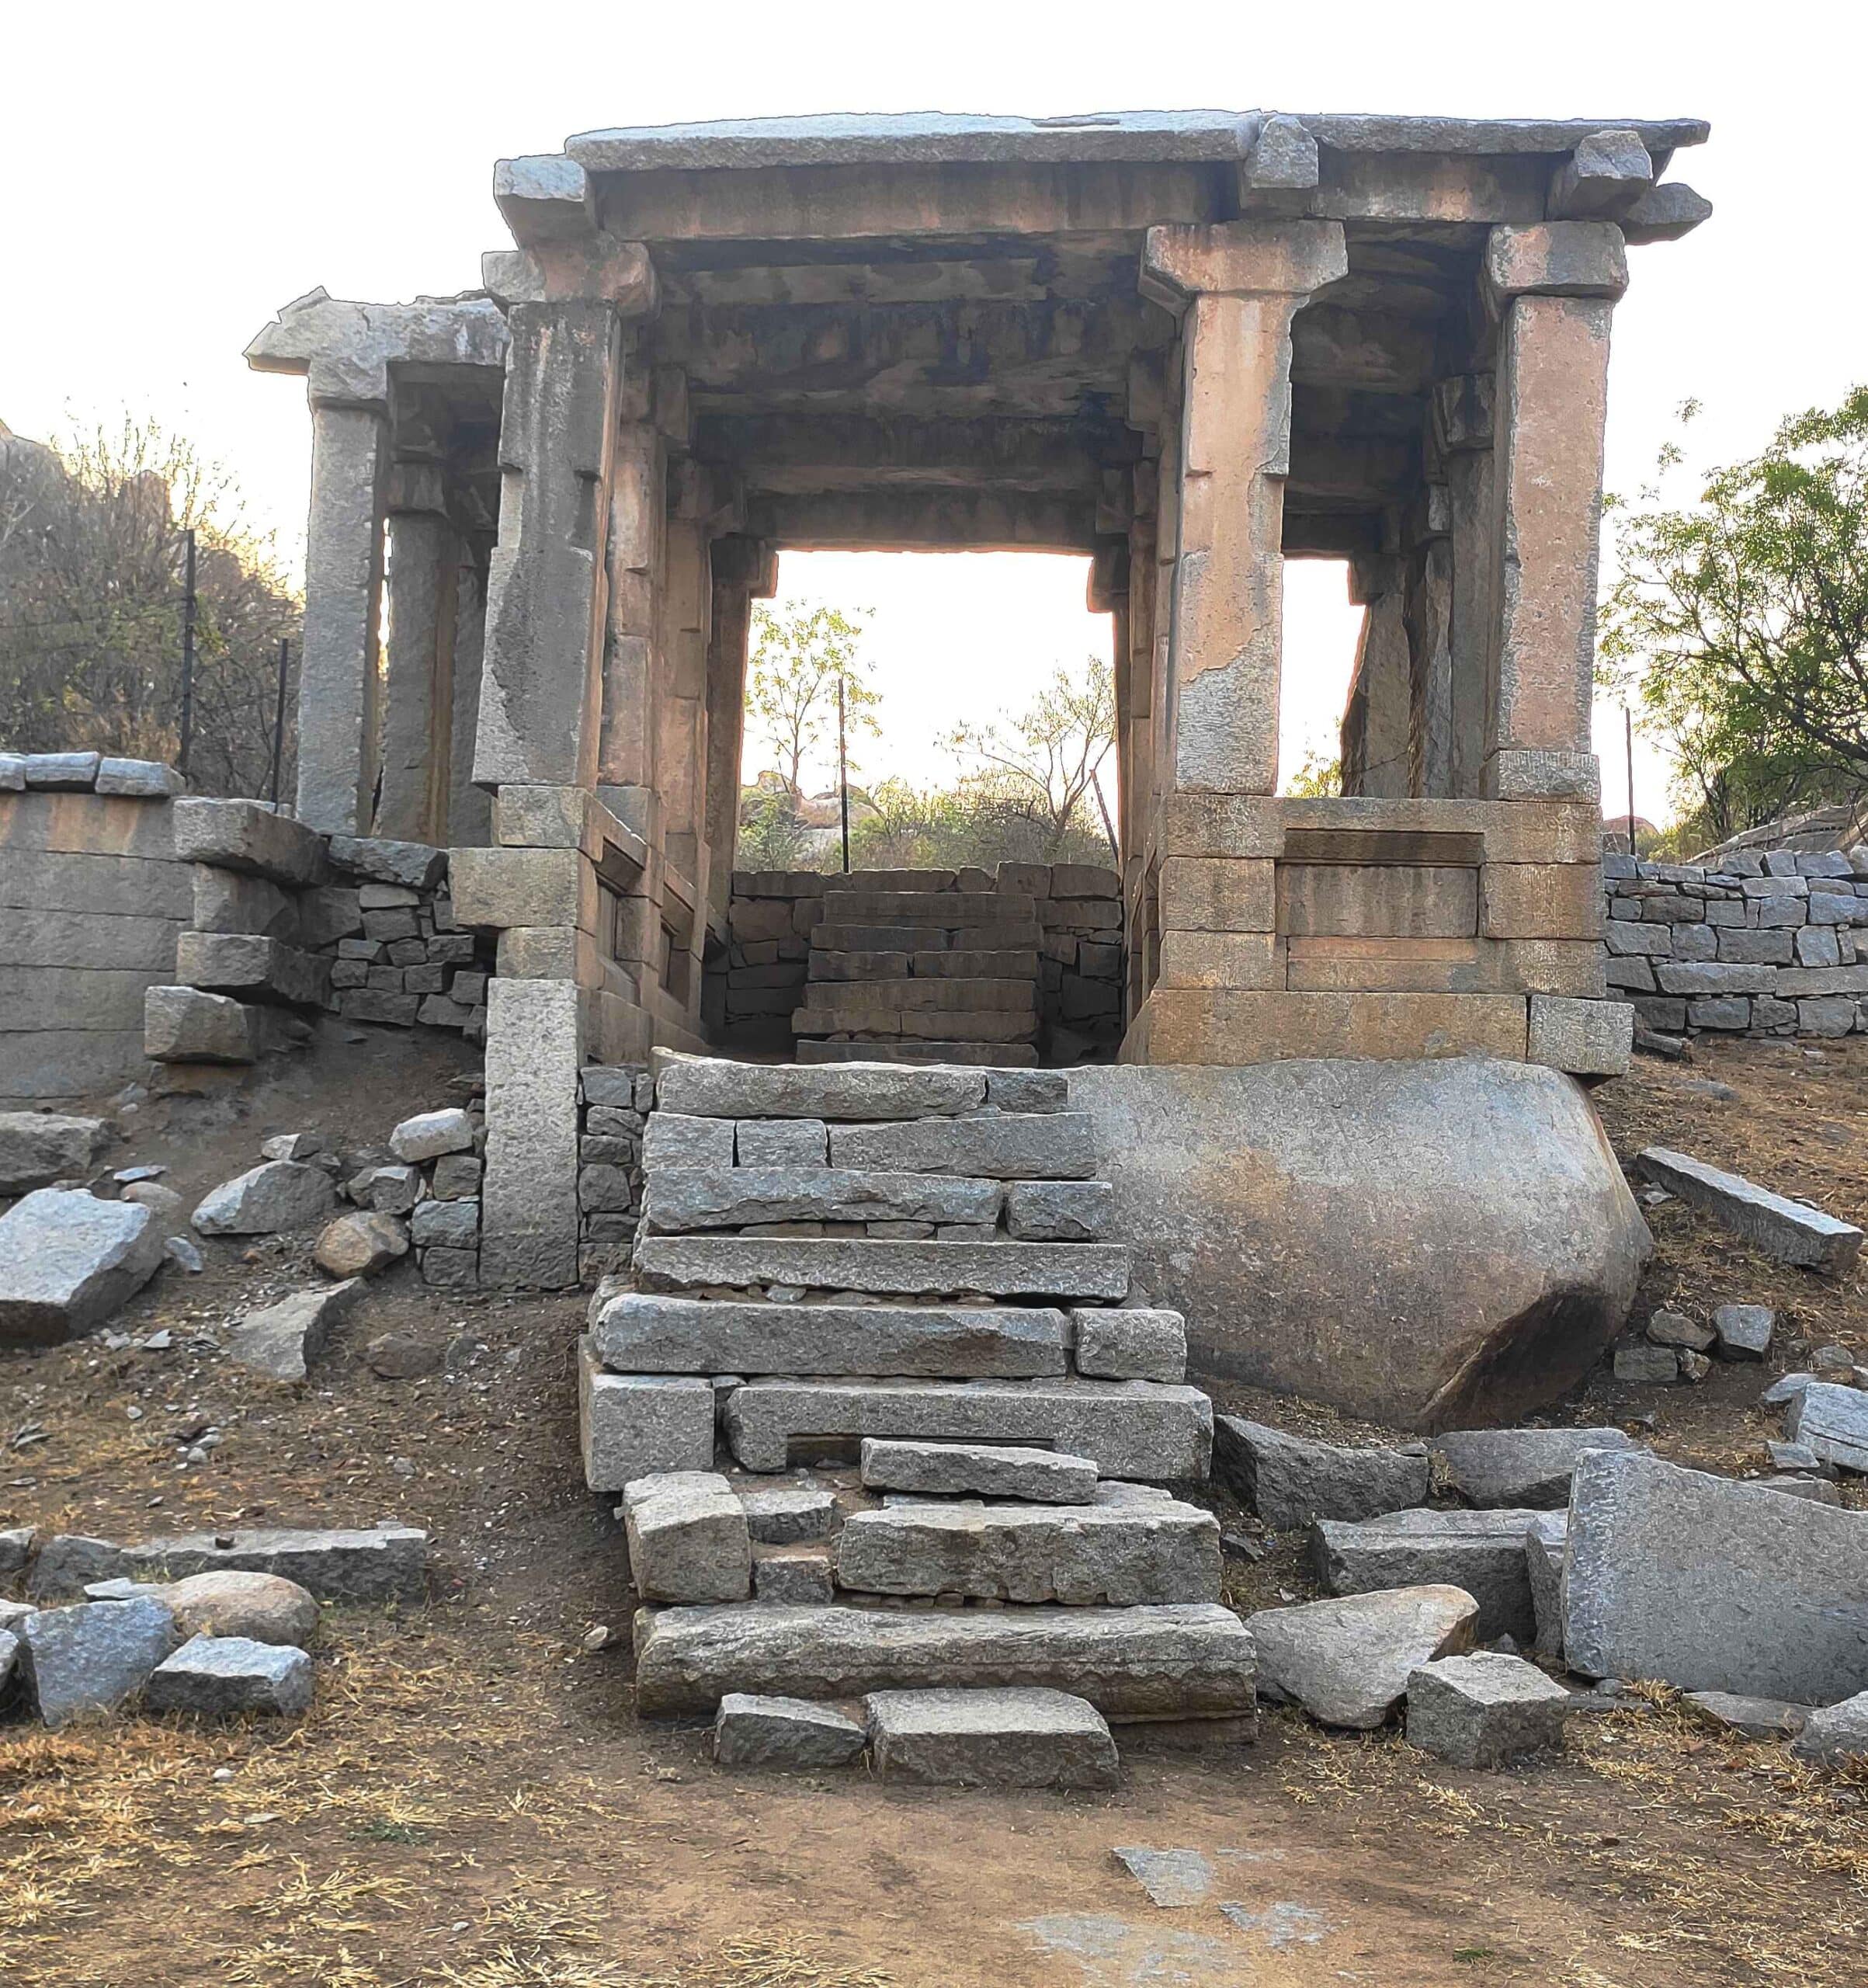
[1140,221,1348,794]
[1339,556,1411,798]
[1435,374,1496,800]
[596,417,665,839]
[703,537,775,926]
[1407,529,1457,800]
[377,465,457,843]
[480,977,582,1288]
[297,401,387,834]
[1480,223,1628,802]
[447,548,491,846]
[656,474,714,892]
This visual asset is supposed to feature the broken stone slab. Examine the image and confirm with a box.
[94,756,184,798]
[644,1166,1003,1233]
[1563,1448,1868,1701]
[1311,1508,1544,1642]
[1713,1304,1776,1360]
[1613,1340,1679,1383]
[658,1058,986,1121]
[829,1113,1098,1180]
[193,1161,337,1236]
[578,1340,717,1491]
[30,1527,427,1604]
[1405,1651,1571,1767]
[866,1686,1118,1788]
[18,1597,180,1726]
[172,797,327,887]
[835,1496,1221,1605]
[1768,1441,1824,1473]
[1784,1382,1868,1472]
[634,1601,1256,1721]
[0,1111,110,1194]
[389,1107,476,1163]
[1791,1691,1868,1764]
[227,1281,363,1382]
[1524,1512,1569,1660]
[859,1437,1099,1504]
[0,1189,165,1345]
[313,1211,409,1279]
[146,1633,314,1715]
[1646,1309,1716,1352]
[175,931,330,1008]
[1432,1427,1641,1508]
[351,1163,421,1215]
[1762,1475,1842,1506]
[724,1376,1211,1481]
[1072,1309,1187,1383]
[1636,1148,1864,1274]
[635,1234,1130,1302]
[620,1471,752,1604]
[1006,1180,1114,1241]
[713,1691,867,1769]
[738,1484,838,1544]
[753,1544,835,1604]
[1248,1584,1478,1729]
[592,1292,1070,1380]
[144,985,270,1065]
[1686,1690,1813,1740]
[1214,1417,1430,1530]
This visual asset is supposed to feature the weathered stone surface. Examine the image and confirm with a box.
[829,1113,1097,1180]
[1687,1690,1812,1740]
[1526,994,1632,1077]
[860,1437,1099,1503]
[643,1113,737,1172]
[1792,1691,1868,1764]
[735,1117,828,1166]
[125,1570,320,1647]
[1613,1339,1678,1382]
[23,749,102,788]
[410,1200,478,1250]
[714,1691,866,1769]
[1005,1180,1114,1240]
[1405,1651,1571,1766]
[1249,1585,1477,1729]
[753,1545,835,1604]
[172,798,325,887]
[658,1058,985,1120]
[1524,1511,1568,1659]
[1214,1417,1429,1530]
[986,1068,1069,1112]
[1713,1304,1776,1359]
[1071,1061,1649,1429]
[1073,1309,1187,1382]
[143,985,267,1064]
[193,1161,337,1236]
[175,930,330,1008]
[725,1376,1211,1481]
[1637,1148,1863,1274]
[1312,1508,1543,1641]
[0,1111,109,1193]
[645,1167,1002,1232]
[313,1212,408,1279]
[578,1340,717,1491]
[0,1189,164,1344]
[1785,1382,1868,1472]
[390,1107,476,1162]
[593,1293,1069,1379]
[1432,1427,1640,1508]
[146,1633,314,1715]
[838,1496,1219,1605]
[482,978,581,1288]
[92,756,182,799]
[19,1597,179,1726]
[866,1686,1118,1788]
[227,1281,362,1382]
[634,1601,1256,1720]
[636,1234,1130,1301]
[738,1484,837,1544]
[30,1527,428,1603]
[621,1471,752,1604]
[1564,1449,1868,1700]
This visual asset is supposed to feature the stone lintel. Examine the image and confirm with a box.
[1484,223,1629,303]
[1140,218,1349,307]
[245,288,509,410]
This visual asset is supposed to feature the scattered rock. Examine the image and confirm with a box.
[1762,1372,1815,1406]
[1311,1507,1543,1642]
[1637,1148,1865,1275]
[19,1597,179,1727]
[1432,1427,1638,1509]
[0,1189,165,1344]
[1785,1381,1868,1472]
[164,1236,203,1274]
[1406,1651,1571,1767]
[389,1108,475,1163]
[192,1162,337,1236]
[1713,1305,1775,1361]
[143,1571,319,1647]
[0,1112,110,1194]
[1613,1340,1679,1383]
[227,1281,363,1382]
[713,1692,867,1770]
[1768,1441,1823,1472]
[1679,1350,1713,1382]
[364,1333,447,1380]
[1792,1691,1868,1764]
[123,1180,185,1220]
[146,1634,314,1715]
[1646,1309,1715,1352]
[737,1483,838,1543]
[313,1211,410,1280]
[1248,1585,1478,1729]
[260,1132,324,1163]
[1686,1691,1812,1740]
[1214,1416,1429,1529]
[859,1436,1098,1505]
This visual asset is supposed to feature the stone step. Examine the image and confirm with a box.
[793,1005,1039,1044]
[836,1496,1221,1604]
[860,1437,1099,1503]
[828,1112,1096,1179]
[644,1166,1005,1233]
[795,1041,1040,1067]
[866,1686,1118,1788]
[809,951,1040,983]
[822,891,1037,924]
[658,1058,987,1121]
[1311,1507,1547,1642]
[632,1599,1256,1721]
[174,931,330,1008]
[807,950,910,981]
[592,1292,1071,1379]
[635,1234,1130,1301]
[814,922,1044,954]
[807,977,1040,1013]
[722,1375,1210,1479]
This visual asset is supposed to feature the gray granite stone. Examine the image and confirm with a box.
[642,1114,738,1172]
[1784,1382,1868,1472]
[1214,1418,1430,1530]
[1432,1427,1640,1508]
[1405,1651,1571,1766]
[866,1686,1117,1788]
[658,1059,984,1121]
[620,1472,751,1604]
[1248,1585,1477,1729]
[0,1189,165,1345]
[752,1545,835,1604]
[145,1633,314,1715]
[635,1234,1129,1302]
[0,1112,109,1194]
[645,1167,1002,1232]
[859,1437,1098,1503]
[1686,1690,1812,1740]
[1792,1690,1868,1764]
[1713,1304,1776,1359]
[1006,1180,1114,1241]
[1072,1309,1187,1383]
[19,1597,179,1726]
[829,1113,1097,1180]
[227,1281,363,1382]
[192,1162,337,1236]
[734,1118,828,1166]
[1311,1507,1544,1642]
[737,1484,837,1544]
[713,1691,866,1769]
[1637,1149,1863,1274]
[578,1340,716,1492]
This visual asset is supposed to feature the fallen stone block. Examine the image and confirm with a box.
[578,1340,717,1492]
[1784,1382,1868,1472]
[146,1633,314,1715]
[635,1601,1255,1721]
[1249,1585,1477,1729]
[635,1234,1130,1302]
[1686,1690,1813,1740]
[1311,1508,1543,1642]
[659,1059,985,1121]
[593,1292,1069,1381]
[0,1189,165,1345]
[1792,1691,1868,1764]
[1072,1308,1187,1383]
[30,1526,429,1604]
[172,797,326,886]
[227,1281,363,1382]
[141,985,276,1065]
[1613,1341,1679,1383]
[644,1166,1002,1233]
[0,1111,109,1194]
[1637,1148,1863,1274]
[724,1376,1211,1481]
[1524,1512,1569,1660]
[713,1691,866,1769]
[95,756,183,798]
[829,1113,1098,1180]
[193,1161,337,1236]
[1405,1651,1571,1766]
[1564,1448,1868,1700]
[620,1472,751,1604]
[1214,1417,1430,1530]
[1646,1309,1716,1351]
[19,1597,179,1726]
[753,1545,835,1604]
[1006,1180,1114,1241]
[859,1437,1098,1504]
[175,931,330,1008]
[313,1211,409,1279]
[1713,1304,1776,1360]
[327,836,446,890]
[1432,1427,1641,1508]
[866,1686,1118,1788]
[738,1484,837,1544]
[390,1107,476,1162]
[835,1496,1220,1605]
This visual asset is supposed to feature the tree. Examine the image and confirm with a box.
[1283,746,1341,798]
[943,655,1118,860]
[1600,391,1868,845]
[745,601,880,801]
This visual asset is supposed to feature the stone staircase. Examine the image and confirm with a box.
[791,874,1043,1066]
[577,1055,1252,1757]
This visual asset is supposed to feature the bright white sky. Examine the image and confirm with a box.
[7,2,1863,823]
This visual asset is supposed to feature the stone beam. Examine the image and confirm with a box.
[745,488,1100,551]
[693,413,1127,494]
[245,289,509,408]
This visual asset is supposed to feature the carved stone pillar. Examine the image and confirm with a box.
[1140,221,1349,795]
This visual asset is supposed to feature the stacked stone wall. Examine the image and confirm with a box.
[578,1062,652,1282]
[1603,848,1868,1039]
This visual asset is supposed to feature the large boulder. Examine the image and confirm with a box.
[0,1190,165,1344]
[0,1112,109,1193]
[1071,1058,1650,1429]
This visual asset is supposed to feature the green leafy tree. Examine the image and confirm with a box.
[1600,391,1868,846]
[1283,745,1341,798]
[943,655,1118,860]
[745,600,880,801]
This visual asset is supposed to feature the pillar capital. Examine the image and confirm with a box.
[1484,222,1628,304]
[1140,220,1347,310]
[245,288,509,412]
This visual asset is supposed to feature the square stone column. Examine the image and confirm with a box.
[597,417,666,836]
[1339,556,1411,798]
[1432,374,1495,800]
[377,467,457,844]
[703,536,776,925]
[297,401,387,834]
[446,549,491,846]
[1140,221,1348,795]
[1481,223,1628,802]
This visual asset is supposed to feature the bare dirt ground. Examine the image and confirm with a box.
[3,1030,1867,1988]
